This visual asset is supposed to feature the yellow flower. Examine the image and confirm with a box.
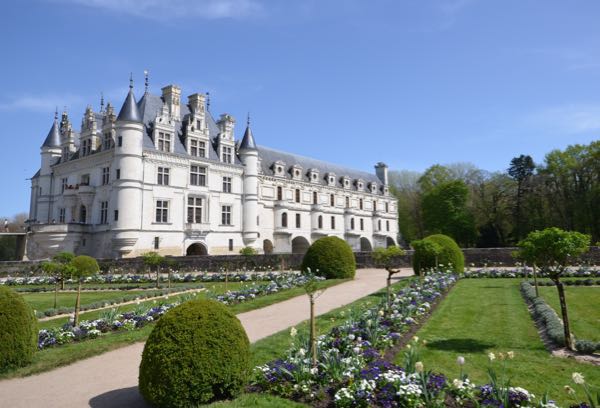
[415,361,424,373]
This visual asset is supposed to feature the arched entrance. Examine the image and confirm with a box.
[291,236,310,254]
[186,242,208,256]
[386,237,396,248]
[263,239,274,254]
[360,237,372,252]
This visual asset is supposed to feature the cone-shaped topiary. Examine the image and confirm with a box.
[139,298,250,407]
[0,286,38,372]
[412,234,464,274]
[301,236,356,279]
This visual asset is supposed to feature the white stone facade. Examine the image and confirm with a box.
[27,82,398,259]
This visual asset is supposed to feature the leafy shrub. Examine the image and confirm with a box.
[412,234,464,274]
[139,299,250,407]
[372,246,406,269]
[0,286,38,372]
[239,246,258,256]
[301,236,356,279]
[575,340,599,354]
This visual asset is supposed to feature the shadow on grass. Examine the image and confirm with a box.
[426,338,495,353]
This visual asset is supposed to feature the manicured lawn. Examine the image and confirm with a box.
[394,279,600,406]
[538,285,600,342]
[22,290,153,311]
[1,279,347,379]
[206,394,308,407]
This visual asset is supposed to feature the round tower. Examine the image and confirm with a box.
[111,78,144,258]
[36,111,62,223]
[238,117,260,249]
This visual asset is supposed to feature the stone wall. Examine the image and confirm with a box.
[1,247,598,277]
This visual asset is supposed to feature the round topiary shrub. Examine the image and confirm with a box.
[301,236,356,279]
[0,286,38,372]
[139,298,250,407]
[412,234,464,274]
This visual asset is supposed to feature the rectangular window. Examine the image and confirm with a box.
[118,136,123,147]
[158,132,171,152]
[189,139,206,157]
[190,165,207,186]
[386,220,390,231]
[100,201,108,224]
[81,139,91,156]
[277,186,283,201]
[295,189,301,203]
[187,197,203,224]
[103,132,112,150]
[313,191,318,205]
[222,146,233,164]
[373,200,377,211]
[222,176,232,193]
[59,208,66,223]
[157,167,170,185]
[221,205,232,225]
[360,218,364,231]
[345,196,350,208]
[114,210,119,221]
[331,216,336,229]
[359,199,364,210]
[296,213,301,228]
[116,169,121,180]
[80,174,90,186]
[61,178,68,193]
[229,239,234,251]
[154,236,160,250]
[101,167,110,185]
[155,200,169,223]
[330,194,335,206]
[385,202,389,212]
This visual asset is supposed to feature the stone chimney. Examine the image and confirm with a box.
[187,93,206,115]
[161,85,181,118]
[216,113,235,141]
[375,162,388,185]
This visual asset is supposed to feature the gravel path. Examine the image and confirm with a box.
[0,268,413,408]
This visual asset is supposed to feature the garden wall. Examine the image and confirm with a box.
[1,247,598,276]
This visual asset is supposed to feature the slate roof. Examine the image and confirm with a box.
[239,125,257,151]
[117,88,142,122]
[41,118,61,148]
[257,145,381,188]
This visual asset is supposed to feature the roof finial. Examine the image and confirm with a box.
[206,92,210,112]
[247,112,251,127]
[100,92,105,112]
[144,69,149,93]
[129,72,133,90]
[54,107,58,120]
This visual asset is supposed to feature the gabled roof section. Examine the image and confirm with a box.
[117,88,142,123]
[239,125,257,151]
[41,115,61,148]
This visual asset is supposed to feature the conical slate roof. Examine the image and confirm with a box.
[41,115,61,148]
[117,88,142,123]
[239,125,257,151]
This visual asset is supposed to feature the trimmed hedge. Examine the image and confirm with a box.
[412,234,464,274]
[301,236,356,279]
[0,286,38,372]
[139,298,250,407]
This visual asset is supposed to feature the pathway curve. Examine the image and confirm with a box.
[0,268,414,408]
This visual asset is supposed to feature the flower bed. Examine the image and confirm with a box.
[1,271,293,286]
[253,273,457,405]
[36,273,321,349]
[463,266,600,279]
[521,281,599,355]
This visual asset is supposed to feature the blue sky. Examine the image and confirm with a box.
[1,0,600,216]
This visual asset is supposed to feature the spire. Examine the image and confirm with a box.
[41,109,61,148]
[144,69,149,94]
[117,75,142,123]
[100,92,105,113]
[239,113,257,152]
[206,92,210,112]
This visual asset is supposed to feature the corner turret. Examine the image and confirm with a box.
[239,116,260,249]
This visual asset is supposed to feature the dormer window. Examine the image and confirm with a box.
[273,161,286,177]
[308,168,320,183]
[370,183,378,194]
[326,173,336,186]
[81,139,91,156]
[221,146,233,164]
[356,179,364,191]
[290,165,303,180]
[189,138,206,157]
[342,177,351,189]
[157,132,172,152]
[102,132,112,150]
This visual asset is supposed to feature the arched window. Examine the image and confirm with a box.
[318,215,323,229]
[313,191,318,205]
[277,186,283,201]
[281,212,288,228]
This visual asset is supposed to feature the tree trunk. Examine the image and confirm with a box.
[309,295,317,368]
[61,277,65,290]
[54,282,58,309]
[168,270,171,289]
[74,281,81,327]
[386,271,392,309]
[225,270,229,292]
[532,264,539,297]
[555,280,574,350]
[155,266,160,288]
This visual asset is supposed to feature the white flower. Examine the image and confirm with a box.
[298,348,306,357]
[572,372,585,385]
[415,361,424,373]
[290,327,297,338]
[507,351,514,359]
[378,310,385,317]
[457,356,465,366]
[488,352,496,362]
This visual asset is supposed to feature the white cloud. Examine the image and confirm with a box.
[526,104,600,134]
[0,94,85,113]
[52,0,264,20]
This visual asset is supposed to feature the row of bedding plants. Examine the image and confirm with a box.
[1,271,297,286]
[463,265,600,279]
[253,273,457,405]
[37,273,322,349]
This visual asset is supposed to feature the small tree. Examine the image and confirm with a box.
[517,228,590,350]
[411,239,443,276]
[142,252,165,288]
[41,261,61,309]
[70,255,99,326]
[301,268,326,368]
[53,251,75,290]
[372,246,406,308]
